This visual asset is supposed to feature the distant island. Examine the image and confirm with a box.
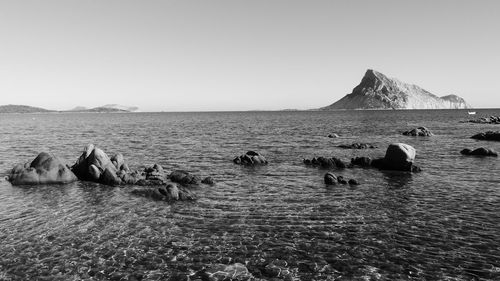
[322,69,470,110]
[0,104,139,113]
[0,105,53,113]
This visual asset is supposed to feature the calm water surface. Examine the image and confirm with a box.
[0,110,499,280]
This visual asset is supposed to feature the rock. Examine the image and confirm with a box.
[233,151,268,166]
[168,170,201,185]
[8,152,78,185]
[460,148,498,156]
[465,115,500,124]
[303,156,346,169]
[101,166,122,186]
[88,164,101,181]
[338,143,377,149]
[71,144,132,185]
[322,69,470,110]
[350,156,372,167]
[131,184,197,202]
[328,133,340,138]
[403,126,433,136]
[383,143,416,171]
[337,176,347,184]
[324,172,337,185]
[110,153,125,170]
[166,184,179,200]
[348,179,360,185]
[201,176,215,185]
[471,131,500,141]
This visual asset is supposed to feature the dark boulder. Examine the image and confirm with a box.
[337,176,347,184]
[471,131,500,141]
[324,172,337,185]
[350,156,372,167]
[168,170,201,185]
[201,176,215,185]
[402,126,433,136]
[348,179,360,185]
[8,152,78,185]
[304,156,346,169]
[360,143,421,172]
[233,151,268,166]
[338,143,377,149]
[460,148,498,156]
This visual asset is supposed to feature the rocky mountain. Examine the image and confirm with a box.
[323,70,470,110]
[68,105,138,112]
[0,105,53,113]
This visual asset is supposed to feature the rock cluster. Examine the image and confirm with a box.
[324,172,359,185]
[8,152,77,185]
[233,151,268,165]
[464,116,500,124]
[460,148,498,157]
[350,143,421,172]
[471,131,500,141]
[8,144,217,202]
[338,143,377,149]
[71,144,126,186]
[303,156,346,169]
[403,127,433,136]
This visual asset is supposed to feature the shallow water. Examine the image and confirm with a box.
[0,110,499,280]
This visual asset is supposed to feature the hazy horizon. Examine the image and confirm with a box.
[1,0,499,111]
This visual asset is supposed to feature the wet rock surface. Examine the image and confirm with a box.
[403,126,433,136]
[324,172,359,186]
[8,152,77,185]
[338,143,377,149]
[471,131,500,141]
[233,151,268,166]
[303,156,346,169]
[460,148,498,157]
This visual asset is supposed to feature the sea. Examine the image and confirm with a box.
[0,109,499,281]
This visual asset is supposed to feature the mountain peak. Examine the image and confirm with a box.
[323,70,470,110]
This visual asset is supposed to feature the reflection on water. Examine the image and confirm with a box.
[0,110,500,280]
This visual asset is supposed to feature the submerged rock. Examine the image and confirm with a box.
[338,143,377,149]
[328,133,340,138]
[8,152,77,185]
[403,126,433,136]
[196,263,253,281]
[471,131,500,141]
[233,151,268,166]
[460,148,498,157]
[304,156,346,169]
[130,183,197,202]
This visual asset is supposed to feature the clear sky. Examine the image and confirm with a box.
[0,0,499,111]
